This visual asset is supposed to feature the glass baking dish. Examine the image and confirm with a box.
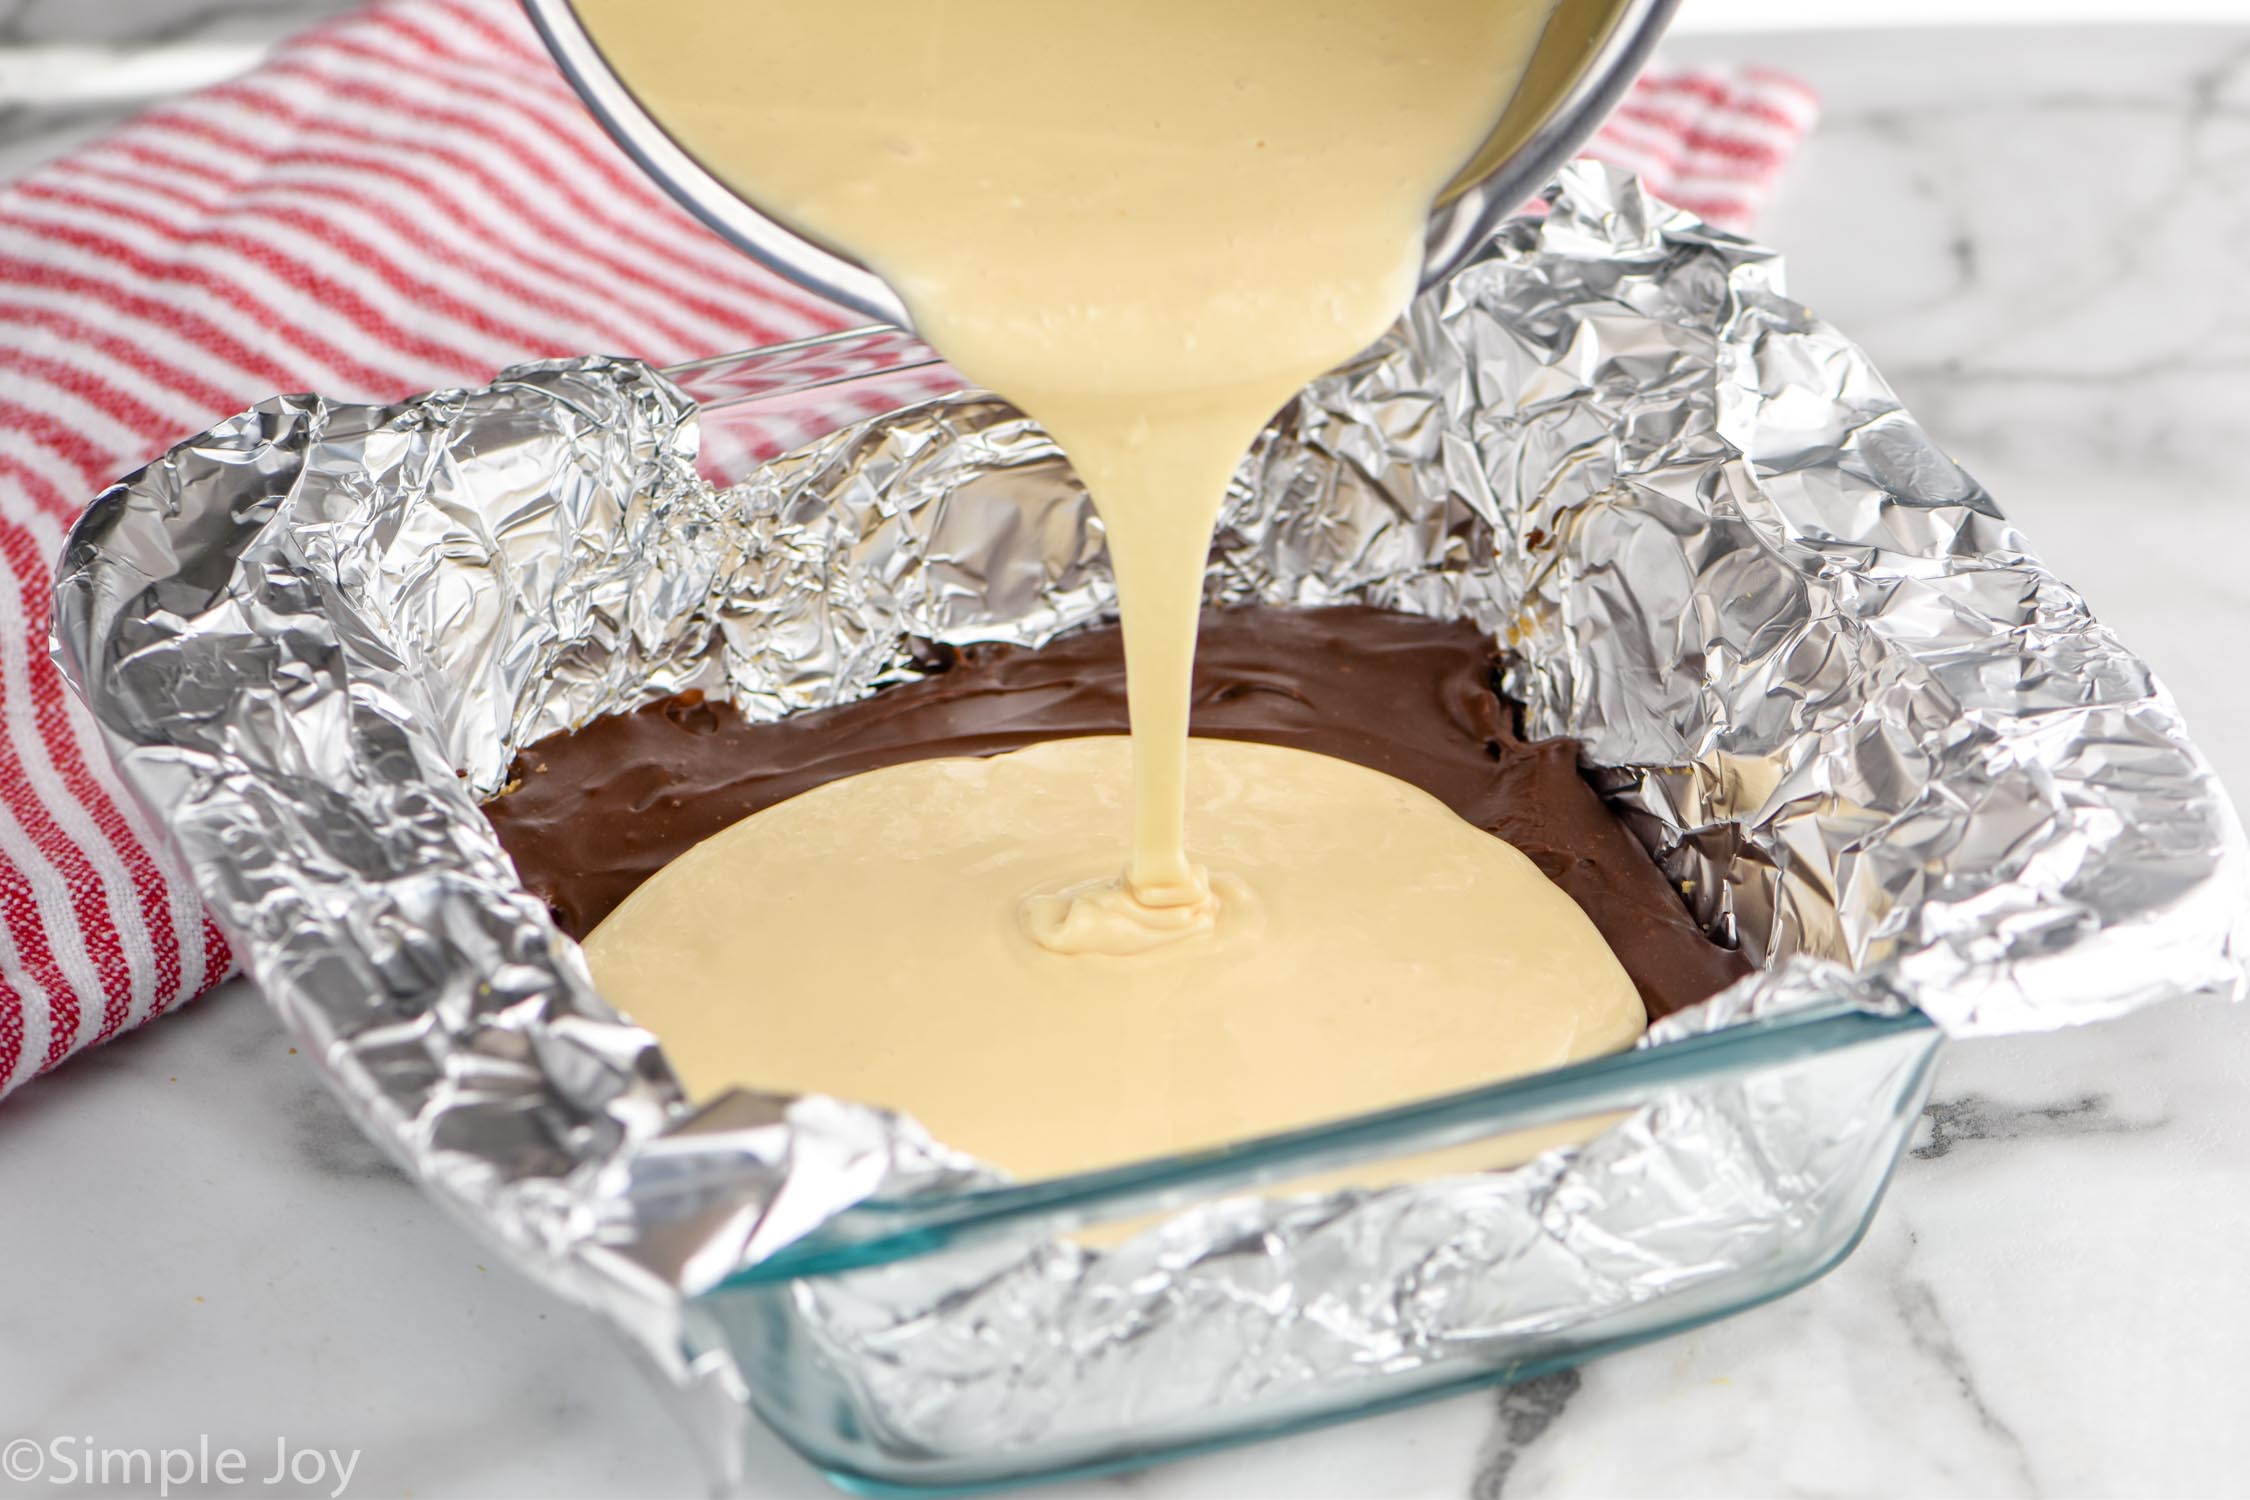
[655,327,1947,1494]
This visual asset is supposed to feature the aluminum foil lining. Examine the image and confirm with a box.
[52,164,2250,1476]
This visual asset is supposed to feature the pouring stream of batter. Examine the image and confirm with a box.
[553,0,1665,1176]
[573,0,1560,948]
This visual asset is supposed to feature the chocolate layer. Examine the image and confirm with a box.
[482,606,1749,1019]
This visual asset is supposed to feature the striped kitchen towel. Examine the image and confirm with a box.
[0,0,1818,1101]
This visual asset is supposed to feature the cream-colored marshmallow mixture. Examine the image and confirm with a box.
[569,0,1648,1178]
[584,737,1643,1178]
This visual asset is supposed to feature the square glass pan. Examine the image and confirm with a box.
[656,328,1944,1493]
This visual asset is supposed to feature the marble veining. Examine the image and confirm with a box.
[1911,1090,2171,1161]
[1469,1373,1582,1500]
[1884,1268,2037,1493]
[2,14,2247,1500]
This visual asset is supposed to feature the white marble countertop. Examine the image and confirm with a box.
[4,13,2249,1500]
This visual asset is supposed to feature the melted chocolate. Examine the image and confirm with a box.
[482,606,1749,1019]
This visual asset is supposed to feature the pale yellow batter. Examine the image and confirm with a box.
[567,0,1651,1178]
[573,0,1560,946]
[583,738,1645,1180]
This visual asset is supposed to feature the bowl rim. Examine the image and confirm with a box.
[521,0,1684,327]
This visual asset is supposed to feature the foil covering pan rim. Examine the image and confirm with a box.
[47,161,2250,1482]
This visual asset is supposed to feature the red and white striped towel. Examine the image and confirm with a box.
[0,0,1817,1102]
